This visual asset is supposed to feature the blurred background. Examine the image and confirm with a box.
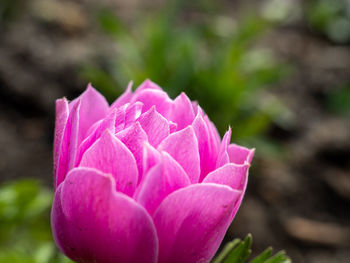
[0,0,349,262]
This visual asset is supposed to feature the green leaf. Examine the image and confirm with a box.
[223,234,252,263]
[212,239,241,263]
[249,247,273,263]
[264,251,291,263]
[213,234,292,263]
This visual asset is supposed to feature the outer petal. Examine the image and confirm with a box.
[216,128,231,168]
[227,144,255,165]
[192,112,217,181]
[55,99,80,188]
[204,162,252,220]
[71,84,109,144]
[169,92,195,130]
[51,168,158,263]
[153,184,242,263]
[138,106,170,147]
[110,81,133,109]
[135,79,162,92]
[135,152,190,216]
[203,163,249,191]
[132,89,173,118]
[116,122,148,182]
[54,98,69,182]
[204,114,221,151]
[158,126,200,183]
[80,130,138,196]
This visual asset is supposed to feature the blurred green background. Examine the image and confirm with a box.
[0,0,349,262]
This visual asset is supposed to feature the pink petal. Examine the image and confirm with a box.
[132,89,173,118]
[204,162,251,220]
[153,183,242,263]
[203,163,250,191]
[169,121,178,133]
[227,144,255,165]
[216,128,231,168]
[158,126,200,183]
[75,110,117,166]
[192,112,217,181]
[113,102,144,132]
[204,114,221,151]
[132,142,161,199]
[135,152,190,216]
[114,104,129,132]
[191,101,199,115]
[55,100,80,188]
[76,84,109,144]
[110,81,133,109]
[124,102,143,128]
[135,79,162,92]
[138,107,170,147]
[79,130,138,196]
[142,142,161,177]
[116,122,148,182]
[51,168,158,263]
[54,98,69,183]
[169,92,195,130]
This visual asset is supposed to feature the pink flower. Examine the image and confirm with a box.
[51,80,254,263]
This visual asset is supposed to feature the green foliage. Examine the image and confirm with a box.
[0,180,73,263]
[81,0,291,143]
[306,0,350,43]
[213,235,291,263]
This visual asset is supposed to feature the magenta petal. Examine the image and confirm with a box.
[135,79,162,92]
[111,81,133,109]
[80,130,138,196]
[114,104,129,132]
[204,114,221,151]
[158,126,200,183]
[73,84,109,144]
[169,92,195,130]
[75,110,117,166]
[142,142,161,177]
[124,102,143,128]
[228,144,255,165]
[55,100,80,188]
[205,162,251,220]
[136,152,190,216]
[216,128,231,168]
[192,112,217,181]
[54,98,69,182]
[116,122,148,181]
[153,183,242,263]
[169,121,178,133]
[203,163,249,191]
[51,168,158,263]
[132,89,173,118]
[138,107,170,147]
